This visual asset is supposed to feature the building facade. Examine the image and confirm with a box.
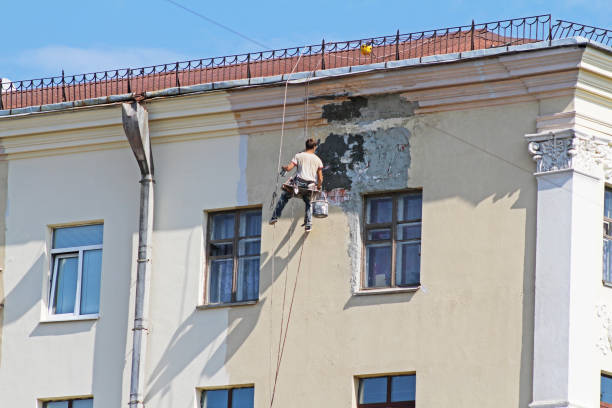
[0,34,611,408]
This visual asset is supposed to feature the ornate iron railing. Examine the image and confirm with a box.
[552,19,612,46]
[1,15,609,111]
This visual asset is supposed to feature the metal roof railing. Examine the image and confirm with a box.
[0,15,609,111]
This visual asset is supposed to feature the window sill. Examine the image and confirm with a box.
[197,300,258,310]
[604,281,612,289]
[354,286,420,296]
[40,314,99,323]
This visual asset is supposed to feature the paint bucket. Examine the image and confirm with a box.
[313,191,329,218]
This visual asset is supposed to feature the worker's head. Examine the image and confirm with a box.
[305,138,318,150]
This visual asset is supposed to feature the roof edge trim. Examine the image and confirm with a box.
[1,37,609,119]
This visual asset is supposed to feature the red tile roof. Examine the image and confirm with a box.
[0,26,543,110]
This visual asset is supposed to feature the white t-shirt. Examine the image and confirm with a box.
[291,152,323,183]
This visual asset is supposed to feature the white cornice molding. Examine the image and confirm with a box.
[526,128,612,180]
[1,44,608,160]
[537,111,612,138]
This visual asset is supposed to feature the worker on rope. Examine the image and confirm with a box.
[270,138,324,232]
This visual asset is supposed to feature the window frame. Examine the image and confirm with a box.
[361,190,422,290]
[48,225,103,320]
[200,385,254,408]
[42,397,93,408]
[357,374,416,408]
[204,207,262,305]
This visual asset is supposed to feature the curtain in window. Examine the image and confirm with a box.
[211,214,235,240]
[237,257,260,301]
[209,260,233,303]
[397,194,422,221]
[366,244,391,287]
[240,211,262,237]
[367,197,392,224]
[396,243,420,286]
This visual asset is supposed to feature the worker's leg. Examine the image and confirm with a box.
[302,193,312,230]
[270,190,292,224]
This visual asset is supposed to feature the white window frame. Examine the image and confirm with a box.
[47,243,102,321]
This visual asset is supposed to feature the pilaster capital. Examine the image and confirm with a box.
[526,128,612,181]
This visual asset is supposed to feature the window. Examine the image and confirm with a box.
[358,375,415,407]
[43,398,93,408]
[603,374,612,408]
[206,209,261,304]
[49,224,103,318]
[363,191,422,289]
[604,188,612,285]
[201,386,254,408]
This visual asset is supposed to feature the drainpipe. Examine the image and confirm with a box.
[122,102,154,408]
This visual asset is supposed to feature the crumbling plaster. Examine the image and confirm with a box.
[314,93,416,292]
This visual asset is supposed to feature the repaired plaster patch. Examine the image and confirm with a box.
[317,93,416,292]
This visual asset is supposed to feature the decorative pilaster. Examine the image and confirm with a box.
[526,128,609,408]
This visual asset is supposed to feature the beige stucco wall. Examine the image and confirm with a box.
[0,43,609,408]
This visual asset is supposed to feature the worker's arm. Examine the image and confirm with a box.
[282,161,296,172]
[317,168,323,190]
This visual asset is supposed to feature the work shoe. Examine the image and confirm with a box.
[305,224,312,232]
[269,218,278,225]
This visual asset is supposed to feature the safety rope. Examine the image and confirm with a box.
[273,204,292,402]
[269,52,305,211]
[269,234,307,408]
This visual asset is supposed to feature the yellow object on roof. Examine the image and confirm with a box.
[360,43,373,56]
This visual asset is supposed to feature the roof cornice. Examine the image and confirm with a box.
[0,39,610,160]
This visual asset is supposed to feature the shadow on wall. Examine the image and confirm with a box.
[4,253,44,328]
[30,319,96,336]
[91,227,134,408]
[145,217,306,401]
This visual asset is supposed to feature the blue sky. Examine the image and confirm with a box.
[1,0,610,82]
